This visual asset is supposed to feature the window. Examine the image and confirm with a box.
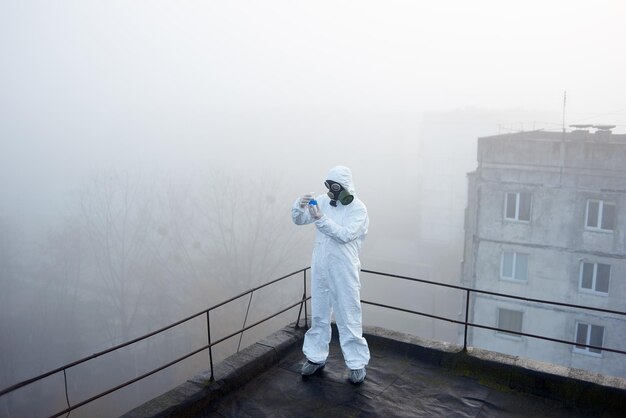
[580,262,611,294]
[574,322,604,355]
[585,200,615,231]
[501,251,528,281]
[504,192,531,222]
[497,308,523,337]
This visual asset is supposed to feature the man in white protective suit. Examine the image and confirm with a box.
[291,165,370,384]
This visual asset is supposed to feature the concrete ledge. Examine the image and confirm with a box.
[363,325,626,413]
[125,324,626,417]
[122,322,306,418]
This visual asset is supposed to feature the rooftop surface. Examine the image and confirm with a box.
[125,323,625,417]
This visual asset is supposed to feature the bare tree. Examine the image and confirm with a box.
[76,170,166,344]
[158,168,303,298]
[202,168,303,288]
[143,166,307,362]
[1,166,310,416]
[33,221,92,362]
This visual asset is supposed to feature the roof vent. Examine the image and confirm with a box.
[569,124,615,141]
[592,124,615,132]
[593,125,614,141]
[569,124,591,140]
[569,124,593,130]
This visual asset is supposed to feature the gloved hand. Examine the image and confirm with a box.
[308,202,324,220]
[299,193,315,208]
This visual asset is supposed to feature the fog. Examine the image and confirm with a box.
[1,1,625,416]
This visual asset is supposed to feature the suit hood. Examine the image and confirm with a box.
[326,166,356,195]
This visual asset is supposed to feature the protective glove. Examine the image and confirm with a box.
[308,202,324,220]
[299,193,315,208]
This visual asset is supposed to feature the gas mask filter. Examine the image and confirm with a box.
[325,180,354,206]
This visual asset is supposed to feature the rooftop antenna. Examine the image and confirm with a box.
[559,91,566,186]
[562,91,567,133]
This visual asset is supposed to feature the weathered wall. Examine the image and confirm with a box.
[464,131,626,379]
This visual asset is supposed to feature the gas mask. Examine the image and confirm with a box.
[325,180,354,207]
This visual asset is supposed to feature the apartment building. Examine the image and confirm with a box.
[461,126,626,379]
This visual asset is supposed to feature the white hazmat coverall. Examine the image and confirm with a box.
[291,166,370,370]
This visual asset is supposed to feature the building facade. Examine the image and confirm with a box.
[462,128,626,379]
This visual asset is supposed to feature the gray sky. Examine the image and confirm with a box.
[3,1,624,112]
[1,0,626,228]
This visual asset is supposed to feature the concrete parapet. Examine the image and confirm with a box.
[122,322,306,418]
[124,323,626,417]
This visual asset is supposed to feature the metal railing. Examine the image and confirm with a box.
[0,267,311,418]
[3,267,626,417]
[360,269,626,355]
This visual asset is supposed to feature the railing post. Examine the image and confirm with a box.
[304,269,308,328]
[296,269,309,329]
[206,311,214,382]
[237,292,254,352]
[463,289,470,352]
[63,369,71,412]
[296,295,303,329]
